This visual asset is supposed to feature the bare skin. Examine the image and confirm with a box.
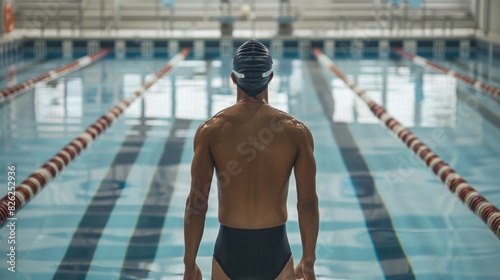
[184,73,319,280]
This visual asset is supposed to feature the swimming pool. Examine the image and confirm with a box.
[0,44,499,279]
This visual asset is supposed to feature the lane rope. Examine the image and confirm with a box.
[313,47,500,238]
[0,48,111,104]
[393,47,500,98]
[0,48,191,226]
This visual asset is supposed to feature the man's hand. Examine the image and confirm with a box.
[294,258,316,280]
[183,263,202,280]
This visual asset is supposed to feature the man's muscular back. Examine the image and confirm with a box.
[201,102,311,229]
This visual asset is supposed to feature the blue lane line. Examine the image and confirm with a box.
[85,120,174,279]
[120,119,192,279]
[53,123,153,279]
[306,60,416,280]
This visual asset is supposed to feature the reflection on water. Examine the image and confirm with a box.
[18,58,481,131]
[331,60,460,128]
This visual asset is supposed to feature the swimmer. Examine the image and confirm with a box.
[184,39,319,280]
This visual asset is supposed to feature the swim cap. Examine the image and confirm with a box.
[232,39,273,98]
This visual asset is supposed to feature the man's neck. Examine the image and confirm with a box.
[236,89,268,104]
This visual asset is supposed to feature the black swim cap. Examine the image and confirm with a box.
[232,39,273,98]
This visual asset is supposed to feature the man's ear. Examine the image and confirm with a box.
[230,72,237,84]
[268,72,274,83]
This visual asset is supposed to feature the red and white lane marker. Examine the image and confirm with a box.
[0,48,111,103]
[0,48,190,225]
[313,47,500,238]
[393,47,500,98]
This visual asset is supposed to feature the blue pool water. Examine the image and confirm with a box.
[0,50,499,279]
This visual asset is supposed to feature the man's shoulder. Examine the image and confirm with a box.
[200,104,309,133]
[195,110,229,139]
[197,117,222,133]
[271,107,309,132]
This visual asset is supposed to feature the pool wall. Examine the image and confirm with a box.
[5,37,498,60]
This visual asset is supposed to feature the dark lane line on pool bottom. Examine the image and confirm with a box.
[306,60,416,280]
[53,122,155,280]
[120,118,192,279]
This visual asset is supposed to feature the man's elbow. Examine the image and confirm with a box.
[185,195,209,217]
[297,196,319,212]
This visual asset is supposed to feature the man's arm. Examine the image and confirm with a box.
[184,122,214,268]
[293,124,319,265]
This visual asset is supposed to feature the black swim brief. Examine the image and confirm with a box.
[213,223,292,279]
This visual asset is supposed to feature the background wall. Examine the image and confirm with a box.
[7,0,477,37]
[475,0,500,38]
[0,0,5,37]
[488,0,500,34]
